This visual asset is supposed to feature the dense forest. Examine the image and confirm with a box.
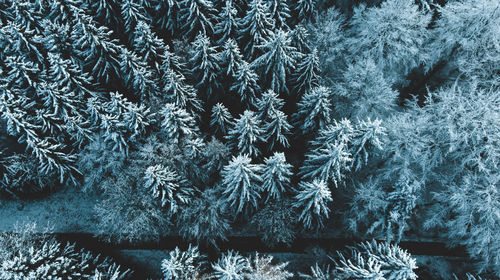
[0,0,498,279]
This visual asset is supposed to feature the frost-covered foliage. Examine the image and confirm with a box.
[226,110,264,157]
[211,103,234,136]
[251,200,297,247]
[230,61,260,106]
[160,103,197,143]
[238,0,275,58]
[336,241,418,280]
[0,239,131,280]
[221,154,262,215]
[212,251,248,280]
[293,179,332,230]
[162,245,206,280]
[427,0,500,87]
[347,0,431,82]
[293,86,333,134]
[261,152,292,201]
[176,188,231,246]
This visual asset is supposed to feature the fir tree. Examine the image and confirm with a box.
[119,48,160,98]
[162,245,206,280]
[160,103,197,144]
[293,48,320,97]
[292,179,332,230]
[246,253,293,279]
[149,0,179,35]
[214,0,238,45]
[178,0,216,38]
[221,154,262,215]
[267,0,291,29]
[264,110,291,151]
[132,20,166,69]
[230,61,260,106]
[220,39,244,77]
[210,103,234,136]
[293,0,315,24]
[293,86,333,135]
[255,89,284,120]
[120,0,148,35]
[144,164,193,213]
[212,250,248,280]
[238,0,274,59]
[289,25,311,53]
[189,33,221,98]
[162,69,203,119]
[253,29,298,94]
[337,241,418,280]
[300,140,352,187]
[226,110,264,158]
[261,152,292,201]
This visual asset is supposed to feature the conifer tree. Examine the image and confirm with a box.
[293,48,320,97]
[179,0,216,38]
[230,61,260,106]
[226,110,264,158]
[71,13,123,83]
[221,154,262,215]
[162,245,206,280]
[212,250,248,280]
[119,48,160,98]
[144,164,193,213]
[238,0,275,59]
[261,152,292,201]
[189,33,221,98]
[220,39,244,77]
[120,0,148,35]
[88,0,120,28]
[214,0,238,45]
[162,69,203,119]
[293,179,332,230]
[254,89,284,120]
[293,86,333,134]
[132,21,166,69]
[267,0,291,30]
[300,140,352,187]
[289,25,311,53]
[210,103,234,136]
[160,103,197,144]
[263,110,291,151]
[293,0,315,24]
[253,29,298,94]
[150,0,179,35]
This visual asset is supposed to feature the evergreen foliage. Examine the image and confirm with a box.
[292,179,332,230]
[261,152,292,201]
[226,110,264,157]
[293,86,333,134]
[221,154,262,215]
[238,0,274,59]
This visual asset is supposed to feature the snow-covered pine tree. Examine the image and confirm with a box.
[160,103,197,144]
[253,29,298,94]
[162,245,206,280]
[261,152,292,201]
[0,240,131,279]
[178,0,216,38]
[210,103,234,136]
[293,48,320,97]
[254,89,284,120]
[87,0,120,28]
[334,58,397,119]
[119,48,160,99]
[292,179,332,230]
[264,110,291,151]
[144,164,193,214]
[132,20,166,71]
[188,33,221,98]
[245,253,293,279]
[300,140,352,187]
[230,61,260,106]
[226,110,264,158]
[337,241,418,280]
[289,24,311,53]
[162,69,203,119]
[212,250,248,280]
[149,0,179,35]
[349,118,386,171]
[120,0,148,36]
[293,0,315,24]
[347,0,430,82]
[238,0,275,59]
[293,86,333,135]
[220,39,244,77]
[71,13,123,83]
[214,0,238,45]
[221,154,262,215]
[267,0,291,30]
